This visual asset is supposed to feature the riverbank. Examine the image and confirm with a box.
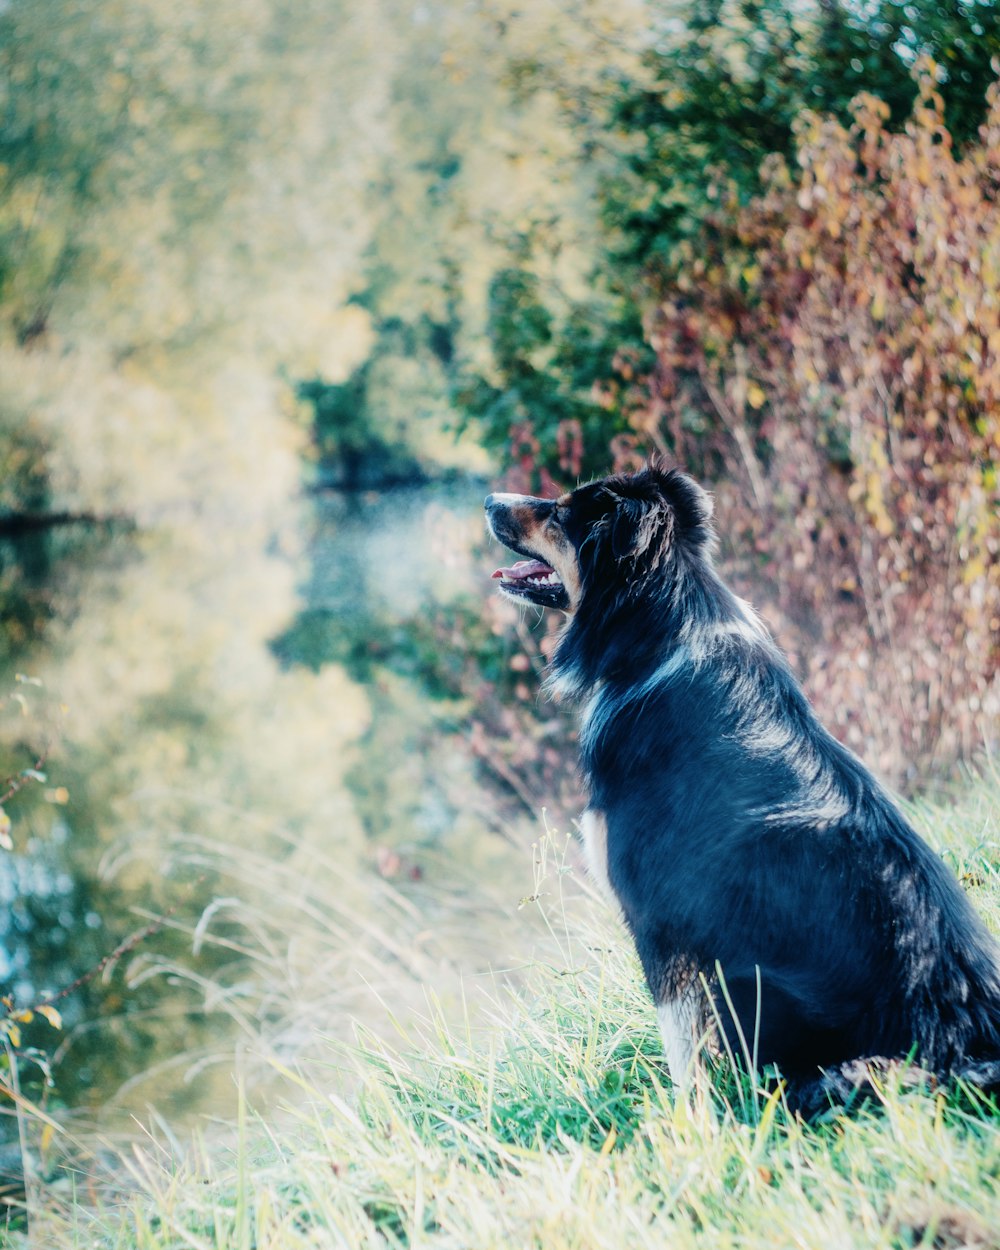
[16,773,1000,1248]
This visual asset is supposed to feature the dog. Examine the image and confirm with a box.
[485,461,1000,1114]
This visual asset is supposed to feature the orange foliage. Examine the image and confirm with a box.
[641,66,999,782]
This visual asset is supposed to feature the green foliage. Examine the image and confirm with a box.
[454,266,649,486]
[604,0,1000,270]
[458,1,1000,493]
[298,370,428,491]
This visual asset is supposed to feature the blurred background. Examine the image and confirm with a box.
[0,0,997,1147]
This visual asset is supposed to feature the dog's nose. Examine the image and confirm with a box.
[484,494,498,512]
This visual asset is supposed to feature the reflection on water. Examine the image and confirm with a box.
[0,474,508,1134]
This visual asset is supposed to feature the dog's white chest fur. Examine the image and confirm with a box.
[579,809,614,901]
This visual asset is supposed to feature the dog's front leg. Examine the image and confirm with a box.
[657,980,718,1116]
[657,985,702,1093]
[580,812,710,1103]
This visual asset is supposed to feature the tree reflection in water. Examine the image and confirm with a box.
[0,475,525,1138]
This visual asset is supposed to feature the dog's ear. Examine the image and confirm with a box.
[602,468,714,564]
[604,489,674,563]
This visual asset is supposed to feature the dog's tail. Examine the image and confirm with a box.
[956,1056,1000,1089]
[789,1049,1000,1121]
[954,967,1000,1092]
[784,1058,922,1120]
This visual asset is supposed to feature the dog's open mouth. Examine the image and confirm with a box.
[491,558,568,608]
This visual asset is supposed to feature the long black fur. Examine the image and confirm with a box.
[486,463,1000,1114]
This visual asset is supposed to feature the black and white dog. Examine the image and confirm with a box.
[485,463,1000,1113]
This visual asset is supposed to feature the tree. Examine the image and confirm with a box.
[459,0,1000,486]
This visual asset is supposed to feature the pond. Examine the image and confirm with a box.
[0,473,546,1141]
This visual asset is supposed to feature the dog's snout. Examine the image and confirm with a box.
[484,491,545,513]
[484,492,511,543]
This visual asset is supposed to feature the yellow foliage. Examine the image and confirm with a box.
[746,382,767,410]
[36,1005,62,1030]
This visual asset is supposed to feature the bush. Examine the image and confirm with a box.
[632,67,1000,780]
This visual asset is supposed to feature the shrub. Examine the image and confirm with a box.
[629,67,1000,780]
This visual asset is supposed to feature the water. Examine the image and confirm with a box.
[0,474,526,1135]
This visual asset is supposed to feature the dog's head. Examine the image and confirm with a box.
[485,463,715,613]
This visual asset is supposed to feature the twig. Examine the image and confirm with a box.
[23,875,207,1015]
[697,359,769,509]
[0,754,49,809]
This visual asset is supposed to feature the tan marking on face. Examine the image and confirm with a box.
[491,493,584,611]
[522,514,582,611]
[506,503,543,535]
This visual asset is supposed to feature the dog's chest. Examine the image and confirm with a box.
[579,809,615,901]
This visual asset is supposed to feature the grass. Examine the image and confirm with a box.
[10,771,1000,1249]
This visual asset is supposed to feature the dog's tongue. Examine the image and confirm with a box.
[491,559,555,581]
